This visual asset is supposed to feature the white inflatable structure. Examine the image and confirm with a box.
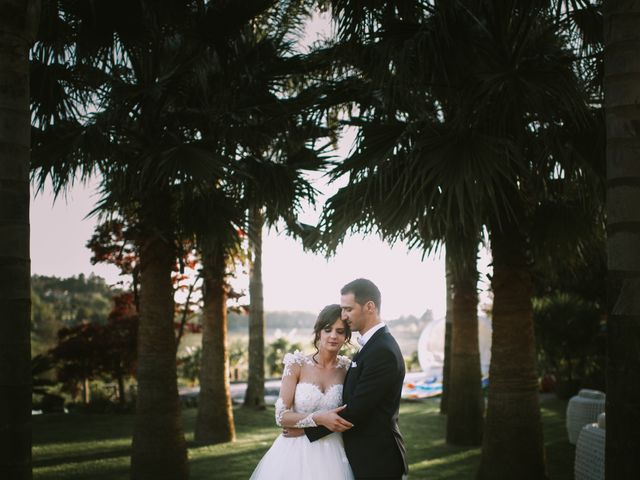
[417,315,493,378]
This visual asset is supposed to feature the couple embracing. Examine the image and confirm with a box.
[250,278,408,480]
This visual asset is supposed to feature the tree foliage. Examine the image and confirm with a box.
[49,292,138,403]
[534,292,605,396]
[31,274,116,354]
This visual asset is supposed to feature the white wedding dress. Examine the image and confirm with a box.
[249,354,354,480]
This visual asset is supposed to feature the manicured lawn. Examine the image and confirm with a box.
[33,396,574,479]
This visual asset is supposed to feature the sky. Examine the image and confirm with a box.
[30,173,493,320]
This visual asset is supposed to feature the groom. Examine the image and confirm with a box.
[306,278,407,479]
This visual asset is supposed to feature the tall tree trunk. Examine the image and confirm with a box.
[0,2,39,478]
[478,221,547,479]
[117,373,126,406]
[82,378,89,405]
[604,3,640,477]
[244,206,266,409]
[446,239,483,446]
[440,250,454,415]
[195,246,236,444]
[131,193,189,480]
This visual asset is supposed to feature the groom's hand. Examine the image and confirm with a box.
[282,427,304,437]
[313,405,353,432]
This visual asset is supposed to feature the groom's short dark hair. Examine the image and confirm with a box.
[341,278,381,311]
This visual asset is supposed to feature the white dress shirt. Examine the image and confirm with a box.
[357,322,386,347]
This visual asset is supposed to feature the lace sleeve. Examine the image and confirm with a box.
[274,398,291,427]
[274,350,305,427]
[282,350,308,377]
[293,412,318,428]
[275,397,319,427]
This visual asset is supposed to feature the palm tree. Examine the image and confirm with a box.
[317,0,488,448]
[30,2,218,477]
[321,135,487,448]
[321,2,597,472]
[0,1,40,477]
[195,240,237,444]
[603,2,640,477]
[130,189,189,480]
[240,149,326,410]
[440,253,453,415]
[471,4,596,475]
[33,0,314,470]
[177,180,245,445]
[169,0,327,434]
[244,205,267,409]
[445,234,483,446]
[481,203,545,479]
[213,4,333,410]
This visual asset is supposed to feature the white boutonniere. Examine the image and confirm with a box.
[351,361,358,368]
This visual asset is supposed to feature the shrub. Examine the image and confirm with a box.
[533,292,605,398]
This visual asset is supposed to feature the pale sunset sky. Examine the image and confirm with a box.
[30,172,493,320]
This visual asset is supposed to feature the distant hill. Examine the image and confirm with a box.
[228,309,434,333]
[387,310,434,331]
[228,310,317,331]
[31,274,120,354]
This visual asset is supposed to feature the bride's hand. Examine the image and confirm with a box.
[282,427,304,437]
[313,405,353,432]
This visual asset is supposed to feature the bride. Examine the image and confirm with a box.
[249,304,355,479]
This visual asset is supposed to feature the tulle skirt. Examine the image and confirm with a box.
[250,432,354,480]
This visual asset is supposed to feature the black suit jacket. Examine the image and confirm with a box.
[306,326,408,478]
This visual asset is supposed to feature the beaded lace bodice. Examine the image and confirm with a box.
[292,382,344,414]
[275,350,350,427]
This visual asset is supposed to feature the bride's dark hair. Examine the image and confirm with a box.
[312,304,351,360]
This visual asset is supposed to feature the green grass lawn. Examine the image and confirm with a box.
[33,396,574,479]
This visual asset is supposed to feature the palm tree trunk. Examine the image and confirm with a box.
[478,221,547,479]
[82,378,89,404]
[446,240,483,446]
[194,246,236,444]
[0,2,38,477]
[244,206,266,409]
[117,372,126,405]
[440,250,454,415]
[131,193,188,480]
[603,3,640,476]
